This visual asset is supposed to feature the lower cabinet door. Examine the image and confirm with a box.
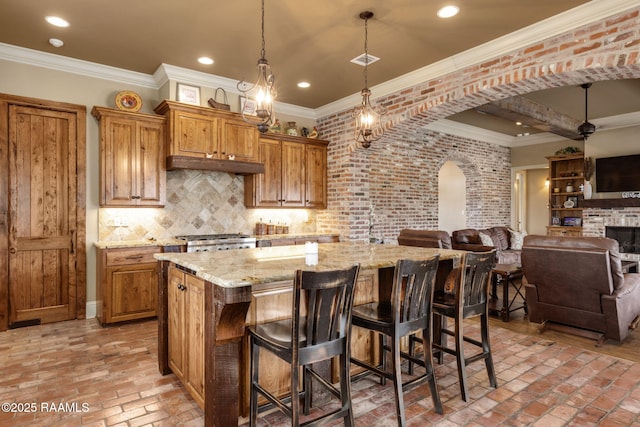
[108,263,157,323]
[185,274,205,408]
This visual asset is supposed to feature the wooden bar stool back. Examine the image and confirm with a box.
[350,256,443,426]
[248,264,360,427]
[433,250,498,402]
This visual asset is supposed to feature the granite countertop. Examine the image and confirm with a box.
[154,241,464,288]
[94,238,186,249]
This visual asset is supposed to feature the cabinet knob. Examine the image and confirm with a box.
[131,195,141,199]
[177,283,186,291]
[9,247,16,254]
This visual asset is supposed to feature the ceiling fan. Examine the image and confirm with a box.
[578,83,596,139]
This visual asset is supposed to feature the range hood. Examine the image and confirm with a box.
[166,155,264,175]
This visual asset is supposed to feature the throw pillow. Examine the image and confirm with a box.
[479,232,494,247]
[509,229,528,250]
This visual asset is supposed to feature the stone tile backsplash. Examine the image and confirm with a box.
[98,169,317,241]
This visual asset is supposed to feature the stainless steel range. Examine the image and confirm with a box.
[176,233,257,252]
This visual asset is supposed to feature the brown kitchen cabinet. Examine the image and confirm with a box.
[154,100,259,164]
[244,134,328,208]
[167,265,205,408]
[96,246,160,325]
[92,107,166,207]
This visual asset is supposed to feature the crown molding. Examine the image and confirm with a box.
[0,42,157,88]
[316,0,640,119]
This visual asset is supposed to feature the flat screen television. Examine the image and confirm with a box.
[595,154,640,192]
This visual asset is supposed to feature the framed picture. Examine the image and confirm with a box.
[567,196,579,207]
[563,217,582,227]
[239,96,257,116]
[177,83,200,105]
[552,217,561,226]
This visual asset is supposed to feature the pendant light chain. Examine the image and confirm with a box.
[363,15,369,89]
[260,0,266,60]
[237,0,276,134]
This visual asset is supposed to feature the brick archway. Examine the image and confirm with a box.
[316,7,640,242]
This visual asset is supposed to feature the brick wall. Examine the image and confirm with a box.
[317,8,640,242]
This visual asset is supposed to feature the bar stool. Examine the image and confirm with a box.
[350,256,443,426]
[432,250,498,402]
[248,265,360,427]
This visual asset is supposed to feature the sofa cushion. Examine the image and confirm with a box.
[453,229,481,244]
[509,229,528,250]
[490,227,511,251]
[478,232,494,247]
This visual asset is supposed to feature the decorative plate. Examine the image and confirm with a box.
[115,91,142,112]
[563,200,575,208]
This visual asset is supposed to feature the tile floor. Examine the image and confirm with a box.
[1,318,639,426]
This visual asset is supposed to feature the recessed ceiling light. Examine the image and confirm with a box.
[198,57,214,65]
[515,121,522,126]
[45,16,70,27]
[297,82,310,88]
[49,38,64,48]
[437,5,459,19]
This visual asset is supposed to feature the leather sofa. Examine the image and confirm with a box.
[397,229,452,249]
[452,226,522,264]
[522,235,640,344]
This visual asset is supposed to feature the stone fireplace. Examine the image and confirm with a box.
[582,203,640,262]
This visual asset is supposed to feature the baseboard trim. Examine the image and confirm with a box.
[85,301,97,319]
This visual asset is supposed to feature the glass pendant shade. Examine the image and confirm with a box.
[353,88,384,148]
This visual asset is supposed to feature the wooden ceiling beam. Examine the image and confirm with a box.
[477,96,584,140]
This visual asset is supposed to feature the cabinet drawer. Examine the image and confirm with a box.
[105,247,160,265]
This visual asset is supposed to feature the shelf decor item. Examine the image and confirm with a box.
[177,83,201,105]
[583,156,594,199]
[114,90,142,112]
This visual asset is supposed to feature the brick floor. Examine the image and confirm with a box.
[0,319,639,426]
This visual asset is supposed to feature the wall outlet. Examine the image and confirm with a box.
[111,216,128,227]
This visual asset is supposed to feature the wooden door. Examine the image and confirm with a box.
[6,104,82,327]
[281,141,305,207]
[305,143,327,208]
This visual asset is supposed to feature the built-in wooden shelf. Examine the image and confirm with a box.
[582,198,640,208]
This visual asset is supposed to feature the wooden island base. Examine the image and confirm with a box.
[155,243,462,426]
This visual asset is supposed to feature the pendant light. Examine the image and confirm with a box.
[352,11,386,148]
[577,83,596,139]
[237,0,276,133]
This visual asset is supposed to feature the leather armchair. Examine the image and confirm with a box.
[522,235,640,343]
[397,229,452,249]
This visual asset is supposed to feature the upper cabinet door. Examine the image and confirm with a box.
[93,107,166,207]
[305,143,327,209]
[281,141,305,207]
[137,120,166,206]
[172,111,218,157]
[221,118,259,163]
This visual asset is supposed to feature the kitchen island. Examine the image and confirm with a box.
[155,242,464,426]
